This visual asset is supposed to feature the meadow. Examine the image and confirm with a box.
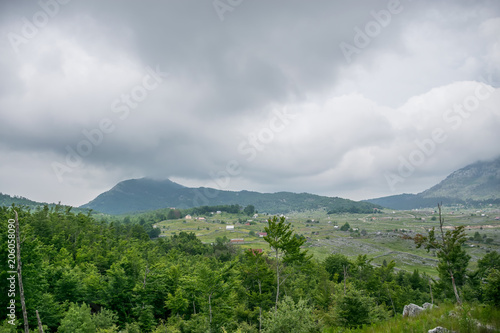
[154,206,500,276]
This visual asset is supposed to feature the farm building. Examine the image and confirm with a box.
[230,238,244,243]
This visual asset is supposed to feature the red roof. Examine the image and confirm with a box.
[230,238,244,243]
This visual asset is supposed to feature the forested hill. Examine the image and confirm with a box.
[1,206,498,332]
[365,156,500,210]
[80,178,382,215]
[0,192,46,208]
[0,192,90,213]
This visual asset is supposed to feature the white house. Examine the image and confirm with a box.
[226,225,235,231]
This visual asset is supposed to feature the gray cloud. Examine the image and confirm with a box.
[0,0,499,206]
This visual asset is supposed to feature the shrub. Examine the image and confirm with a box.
[262,296,320,333]
[340,222,350,231]
[58,303,96,333]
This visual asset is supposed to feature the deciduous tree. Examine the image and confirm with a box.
[263,216,308,311]
[414,204,470,304]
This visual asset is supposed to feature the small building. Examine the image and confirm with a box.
[226,225,235,231]
[197,217,206,221]
[257,232,267,238]
[230,238,244,243]
[253,213,258,218]
[185,215,192,220]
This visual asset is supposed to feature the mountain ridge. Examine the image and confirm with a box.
[80,178,382,215]
[365,156,500,210]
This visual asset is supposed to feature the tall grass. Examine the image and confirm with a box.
[323,302,500,333]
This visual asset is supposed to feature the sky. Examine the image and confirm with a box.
[0,0,499,207]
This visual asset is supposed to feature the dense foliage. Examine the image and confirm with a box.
[0,205,499,332]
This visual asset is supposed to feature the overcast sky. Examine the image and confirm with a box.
[1,0,499,207]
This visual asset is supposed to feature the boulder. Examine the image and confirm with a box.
[423,302,436,310]
[402,303,424,317]
[428,327,450,333]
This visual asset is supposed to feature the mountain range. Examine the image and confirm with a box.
[365,156,500,210]
[79,178,381,215]
[2,157,498,214]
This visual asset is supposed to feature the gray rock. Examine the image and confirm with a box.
[423,302,437,310]
[428,327,450,333]
[402,303,424,317]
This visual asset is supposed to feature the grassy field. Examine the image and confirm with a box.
[154,206,500,276]
[330,302,500,333]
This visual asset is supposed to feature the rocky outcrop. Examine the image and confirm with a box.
[402,303,424,317]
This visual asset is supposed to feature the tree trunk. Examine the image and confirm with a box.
[258,280,262,333]
[450,269,461,305]
[15,211,29,333]
[208,292,212,328]
[142,264,149,289]
[429,279,434,305]
[343,265,347,295]
[386,286,396,315]
[36,310,44,333]
[275,248,280,312]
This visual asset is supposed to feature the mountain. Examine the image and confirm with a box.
[365,157,500,210]
[80,178,382,215]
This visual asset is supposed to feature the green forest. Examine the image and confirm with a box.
[1,205,499,332]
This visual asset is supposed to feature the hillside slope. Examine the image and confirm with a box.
[0,192,44,207]
[420,157,500,201]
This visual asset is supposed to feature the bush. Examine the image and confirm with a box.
[332,285,389,329]
[92,308,118,331]
[58,303,96,333]
[340,222,350,231]
[484,269,500,306]
[262,296,320,333]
